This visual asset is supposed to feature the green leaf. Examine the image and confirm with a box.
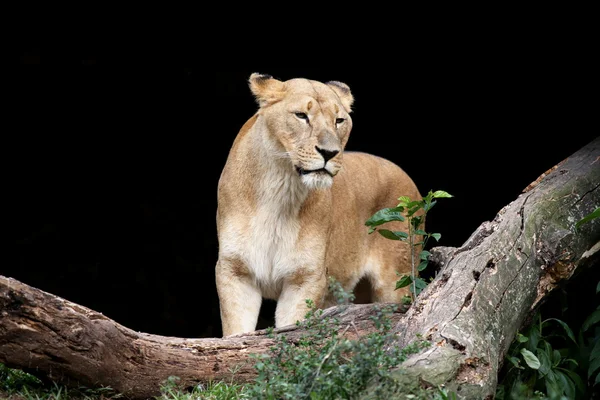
[378,229,408,241]
[555,370,575,399]
[562,358,578,368]
[414,229,427,236]
[365,207,405,227]
[595,371,599,386]
[508,356,522,368]
[559,368,586,394]
[408,200,423,209]
[520,348,540,370]
[417,260,429,272]
[590,344,600,379]
[544,370,561,399]
[411,216,424,229]
[582,309,600,332]
[590,337,600,369]
[552,349,562,367]
[576,207,600,229]
[406,203,423,217]
[410,277,428,296]
[536,347,551,375]
[431,233,442,241]
[423,200,435,212]
[432,190,453,198]
[397,196,411,206]
[543,318,577,344]
[516,333,529,343]
[527,320,541,351]
[419,250,431,260]
[396,275,412,289]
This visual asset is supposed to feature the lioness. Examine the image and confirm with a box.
[216,73,422,336]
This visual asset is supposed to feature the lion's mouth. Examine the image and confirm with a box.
[296,166,333,177]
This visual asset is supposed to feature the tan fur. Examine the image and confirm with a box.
[215,73,422,336]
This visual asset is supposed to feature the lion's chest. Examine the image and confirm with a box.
[243,209,302,298]
[221,167,323,299]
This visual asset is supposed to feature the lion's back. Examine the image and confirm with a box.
[325,151,421,297]
[334,151,421,212]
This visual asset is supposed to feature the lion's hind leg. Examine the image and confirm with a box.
[366,253,412,304]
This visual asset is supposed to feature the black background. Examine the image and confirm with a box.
[9,48,598,338]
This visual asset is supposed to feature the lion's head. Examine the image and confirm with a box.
[249,73,354,190]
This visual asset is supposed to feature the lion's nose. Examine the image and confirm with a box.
[315,146,339,162]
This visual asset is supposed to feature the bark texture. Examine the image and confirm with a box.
[0,278,405,399]
[383,136,600,398]
[1,138,599,399]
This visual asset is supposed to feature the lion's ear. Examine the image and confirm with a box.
[249,73,286,107]
[326,81,354,112]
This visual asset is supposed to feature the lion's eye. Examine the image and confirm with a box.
[336,118,345,125]
[295,112,308,121]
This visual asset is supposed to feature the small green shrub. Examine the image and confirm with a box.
[0,363,44,394]
[581,280,600,392]
[0,363,123,399]
[365,190,453,301]
[242,277,430,399]
[496,281,600,400]
[496,312,584,400]
[497,204,600,399]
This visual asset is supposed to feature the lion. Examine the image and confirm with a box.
[215,73,422,337]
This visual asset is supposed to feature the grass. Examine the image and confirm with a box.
[0,363,124,399]
[158,376,245,400]
[0,363,247,400]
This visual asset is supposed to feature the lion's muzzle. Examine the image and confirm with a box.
[296,166,334,177]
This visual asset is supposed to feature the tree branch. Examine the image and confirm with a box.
[383,136,599,398]
[0,277,405,399]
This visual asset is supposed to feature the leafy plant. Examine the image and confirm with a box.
[581,280,600,391]
[435,386,459,400]
[497,312,585,399]
[497,204,600,399]
[0,362,123,399]
[365,190,453,300]
[0,363,44,395]
[574,205,600,392]
[243,277,430,399]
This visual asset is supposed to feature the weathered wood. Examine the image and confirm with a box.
[381,136,600,398]
[1,137,598,399]
[0,276,405,399]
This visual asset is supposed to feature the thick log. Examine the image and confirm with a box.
[380,136,600,398]
[0,276,405,399]
[1,138,598,399]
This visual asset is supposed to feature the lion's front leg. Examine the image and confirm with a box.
[216,258,262,337]
[275,270,327,328]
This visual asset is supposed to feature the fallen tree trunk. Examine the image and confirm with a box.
[1,138,598,399]
[381,136,600,398]
[0,278,404,398]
